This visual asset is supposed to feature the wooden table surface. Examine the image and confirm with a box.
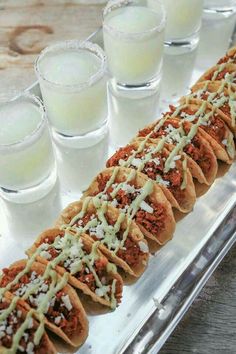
[0,2,235,353]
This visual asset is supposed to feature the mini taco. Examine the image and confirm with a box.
[26,229,123,310]
[166,102,235,164]
[0,260,88,348]
[106,139,196,213]
[197,63,236,85]
[138,117,218,186]
[55,199,149,278]
[188,81,236,135]
[218,45,236,64]
[0,292,56,354]
[83,167,176,245]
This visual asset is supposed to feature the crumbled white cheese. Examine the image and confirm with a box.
[90,223,104,239]
[169,160,176,169]
[111,198,118,208]
[121,183,136,194]
[61,295,72,311]
[27,318,33,329]
[149,157,160,166]
[222,139,228,146]
[164,124,175,134]
[54,316,62,325]
[26,342,34,354]
[138,241,149,253]
[39,283,49,293]
[17,310,22,318]
[173,155,181,161]
[156,176,170,187]
[180,112,195,122]
[131,158,142,168]
[6,326,13,335]
[95,285,110,297]
[140,201,154,214]
[40,250,51,260]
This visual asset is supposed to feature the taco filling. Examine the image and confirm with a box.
[94,174,166,237]
[35,234,121,304]
[138,120,212,174]
[0,299,49,354]
[71,212,147,268]
[107,145,185,202]
[167,106,227,148]
[0,268,80,338]
[204,68,236,83]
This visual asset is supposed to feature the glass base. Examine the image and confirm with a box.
[164,31,200,52]
[51,120,108,149]
[0,165,57,204]
[52,121,109,193]
[204,6,236,17]
[115,71,162,92]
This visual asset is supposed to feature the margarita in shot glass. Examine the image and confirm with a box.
[35,40,108,138]
[103,0,166,87]
[160,0,204,48]
[0,93,56,203]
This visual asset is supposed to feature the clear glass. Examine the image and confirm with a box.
[162,0,204,48]
[103,0,166,87]
[35,40,108,138]
[204,0,236,14]
[108,79,160,147]
[0,93,57,203]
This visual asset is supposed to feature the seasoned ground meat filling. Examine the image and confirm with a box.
[204,68,236,83]
[93,174,166,237]
[72,212,145,267]
[0,269,80,337]
[164,106,227,146]
[107,146,185,201]
[36,236,121,302]
[0,300,48,353]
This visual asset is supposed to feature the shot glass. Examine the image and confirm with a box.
[162,0,204,49]
[35,40,108,140]
[0,93,57,203]
[103,0,166,88]
[108,79,160,147]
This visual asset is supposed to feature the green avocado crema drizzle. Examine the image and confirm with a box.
[0,243,73,351]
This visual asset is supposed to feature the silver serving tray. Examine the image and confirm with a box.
[0,11,236,354]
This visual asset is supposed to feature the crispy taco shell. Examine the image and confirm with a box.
[55,200,149,278]
[218,45,236,64]
[137,117,218,186]
[26,229,123,309]
[189,81,236,135]
[83,167,176,245]
[196,63,236,84]
[166,102,235,164]
[0,260,88,348]
[0,291,56,354]
[106,140,196,213]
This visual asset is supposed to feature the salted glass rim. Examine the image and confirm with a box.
[103,0,166,38]
[35,40,107,90]
[0,92,46,149]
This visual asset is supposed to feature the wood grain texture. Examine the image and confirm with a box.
[0,2,235,353]
[0,1,103,90]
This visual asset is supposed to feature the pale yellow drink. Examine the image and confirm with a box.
[103,4,165,85]
[0,95,55,191]
[160,0,204,41]
[36,41,107,136]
